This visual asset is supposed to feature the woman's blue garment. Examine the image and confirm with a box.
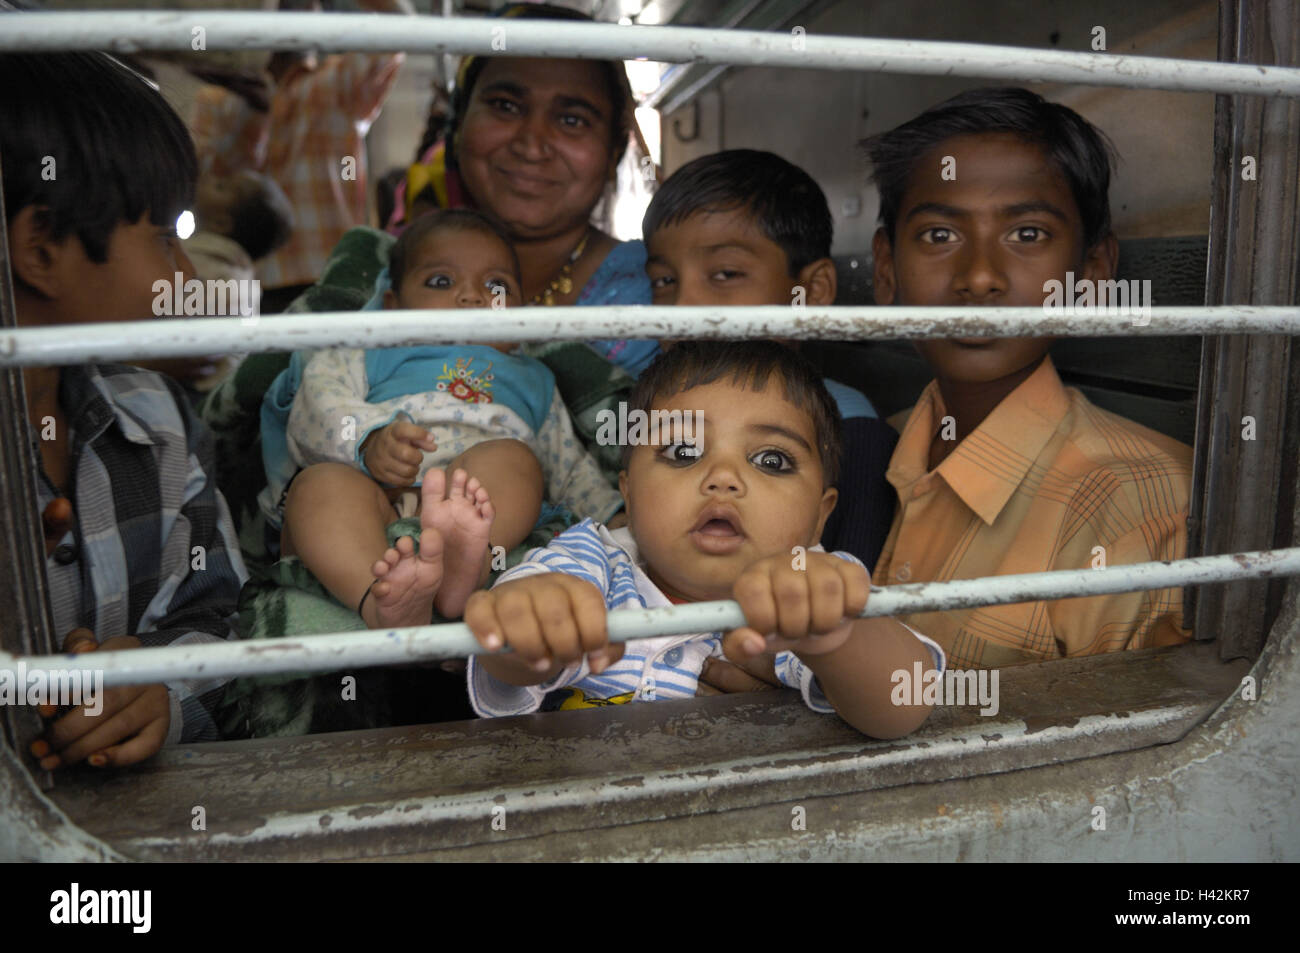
[581,239,660,377]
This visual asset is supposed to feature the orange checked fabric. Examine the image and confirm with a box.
[874,356,1193,669]
[191,51,404,290]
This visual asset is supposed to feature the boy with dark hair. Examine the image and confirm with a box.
[1,51,248,768]
[863,87,1192,669]
[641,148,833,280]
[464,341,943,739]
[622,148,899,570]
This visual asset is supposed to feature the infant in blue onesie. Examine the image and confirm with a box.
[280,210,617,630]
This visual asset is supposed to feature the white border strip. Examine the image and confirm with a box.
[4,305,1299,366]
[5,547,1299,688]
[3,12,1300,97]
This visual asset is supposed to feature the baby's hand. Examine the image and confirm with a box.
[362,420,437,486]
[464,574,624,683]
[722,552,871,662]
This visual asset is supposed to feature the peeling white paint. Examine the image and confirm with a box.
[122,704,1203,852]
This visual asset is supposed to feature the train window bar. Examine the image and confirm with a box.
[1,6,1297,861]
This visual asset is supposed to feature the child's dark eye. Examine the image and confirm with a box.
[920,227,955,244]
[1012,226,1047,242]
[649,274,675,291]
[425,274,453,289]
[659,443,702,465]
[559,113,591,130]
[750,449,793,472]
[710,269,742,282]
[485,277,511,294]
[487,97,522,115]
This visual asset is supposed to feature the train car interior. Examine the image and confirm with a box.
[2,0,1298,862]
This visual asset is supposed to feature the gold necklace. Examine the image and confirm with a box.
[531,229,591,306]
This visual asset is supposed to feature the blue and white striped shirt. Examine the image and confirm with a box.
[468,519,943,718]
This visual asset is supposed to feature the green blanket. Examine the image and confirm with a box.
[200,226,634,736]
[216,509,575,738]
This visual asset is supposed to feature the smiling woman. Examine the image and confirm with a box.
[397,3,652,320]
[457,57,616,244]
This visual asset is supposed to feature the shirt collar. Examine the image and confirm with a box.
[887,356,1071,526]
[59,365,159,448]
[601,522,672,609]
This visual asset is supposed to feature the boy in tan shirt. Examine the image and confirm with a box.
[864,87,1193,669]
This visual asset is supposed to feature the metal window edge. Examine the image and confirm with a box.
[572,588,1299,862]
[3,617,1278,861]
[345,602,1295,862]
[0,740,131,862]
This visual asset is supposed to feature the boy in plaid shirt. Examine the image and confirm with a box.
[2,51,248,768]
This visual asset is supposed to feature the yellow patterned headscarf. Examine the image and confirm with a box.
[402,143,450,219]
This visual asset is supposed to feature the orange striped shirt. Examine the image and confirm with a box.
[875,356,1193,669]
[191,52,404,290]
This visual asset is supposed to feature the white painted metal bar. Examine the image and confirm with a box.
[3,305,1299,366]
[4,547,1299,688]
[3,11,1300,98]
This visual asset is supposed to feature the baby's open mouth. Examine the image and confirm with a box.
[690,506,745,541]
[697,518,740,536]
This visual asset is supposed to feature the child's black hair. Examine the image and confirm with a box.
[225,172,295,262]
[641,149,833,276]
[0,52,197,263]
[861,87,1117,249]
[388,208,521,290]
[623,340,843,487]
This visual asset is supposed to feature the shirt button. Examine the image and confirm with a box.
[895,562,912,582]
[52,544,78,565]
[641,677,656,700]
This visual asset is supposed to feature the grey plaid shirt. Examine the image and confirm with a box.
[34,365,248,744]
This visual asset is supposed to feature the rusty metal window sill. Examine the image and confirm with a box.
[43,641,1246,861]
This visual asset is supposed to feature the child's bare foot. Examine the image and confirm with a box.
[423,467,495,618]
[364,530,445,630]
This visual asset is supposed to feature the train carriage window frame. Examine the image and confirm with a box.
[2,2,1299,861]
